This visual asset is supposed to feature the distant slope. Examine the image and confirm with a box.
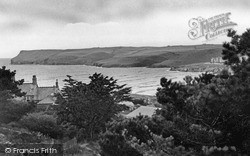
[11,44,223,67]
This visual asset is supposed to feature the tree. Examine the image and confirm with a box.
[155,29,250,154]
[221,29,250,153]
[0,66,31,124]
[0,66,25,97]
[185,73,250,153]
[156,74,250,153]
[222,29,250,79]
[56,73,131,140]
[194,72,215,85]
[156,78,192,115]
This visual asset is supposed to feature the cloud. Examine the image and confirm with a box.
[0,0,249,25]
[0,0,249,33]
[2,20,30,31]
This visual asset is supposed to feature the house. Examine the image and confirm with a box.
[125,106,161,118]
[210,57,225,64]
[18,75,60,109]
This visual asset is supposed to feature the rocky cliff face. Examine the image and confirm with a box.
[11,45,223,68]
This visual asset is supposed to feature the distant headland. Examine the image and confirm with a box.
[11,44,225,70]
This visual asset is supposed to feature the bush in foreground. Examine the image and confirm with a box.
[20,112,63,139]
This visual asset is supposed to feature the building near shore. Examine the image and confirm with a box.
[210,57,224,64]
[18,75,60,109]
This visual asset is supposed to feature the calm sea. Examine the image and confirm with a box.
[0,58,200,95]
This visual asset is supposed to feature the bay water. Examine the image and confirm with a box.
[0,58,200,95]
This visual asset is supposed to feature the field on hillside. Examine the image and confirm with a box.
[11,44,223,68]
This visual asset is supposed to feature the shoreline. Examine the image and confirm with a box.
[10,62,172,69]
[9,62,225,73]
[170,62,227,73]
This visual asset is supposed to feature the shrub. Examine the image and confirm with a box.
[107,116,153,144]
[0,98,34,124]
[20,112,63,139]
[99,131,143,156]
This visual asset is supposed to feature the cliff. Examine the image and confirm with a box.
[11,44,223,68]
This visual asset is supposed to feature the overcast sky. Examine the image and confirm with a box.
[0,0,250,58]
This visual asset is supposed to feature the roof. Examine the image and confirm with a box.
[37,87,59,100]
[118,101,134,107]
[126,106,160,118]
[18,83,37,96]
[37,96,56,105]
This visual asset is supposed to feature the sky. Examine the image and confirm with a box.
[0,0,250,58]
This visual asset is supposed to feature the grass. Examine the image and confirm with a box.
[11,44,223,68]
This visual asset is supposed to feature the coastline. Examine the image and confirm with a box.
[10,61,225,72]
[2,58,209,97]
[170,62,227,73]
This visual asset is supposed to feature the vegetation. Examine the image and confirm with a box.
[11,45,223,68]
[0,67,50,152]
[56,73,131,140]
[0,66,33,124]
[1,29,250,155]
[98,29,250,155]
[130,98,149,106]
[0,100,34,124]
[20,112,63,139]
[0,66,25,97]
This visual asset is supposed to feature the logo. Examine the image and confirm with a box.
[1,144,63,156]
[188,12,237,41]
[5,148,11,153]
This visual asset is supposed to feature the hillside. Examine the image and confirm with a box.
[11,44,224,68]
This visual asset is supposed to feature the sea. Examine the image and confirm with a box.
[0,58,200,96]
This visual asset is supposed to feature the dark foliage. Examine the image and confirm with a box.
[99,131,143,156]
[56,73,131,140]
[20,112,63,139]
[130,98,148,106]
[0,99,34,124]
[222,29,250,80]
[0,66,25,97]
[156,78,190,114]
[194,72,215,84]
[107,116,153,144]
[153,29,250,154]
[0,66,32,124]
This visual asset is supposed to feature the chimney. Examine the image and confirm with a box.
[32,75,37,85]
[55,79,59,88]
